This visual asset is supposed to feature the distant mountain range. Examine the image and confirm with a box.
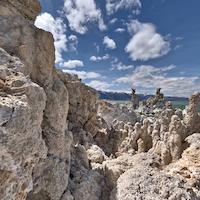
[98,91,188,102]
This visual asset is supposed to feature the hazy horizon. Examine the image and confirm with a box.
[98,90,189,98]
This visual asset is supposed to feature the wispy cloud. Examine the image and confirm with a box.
[109,18,118,24]
[106,0,142,15]
[87,80,113,91]
[115,65,200,97]
[175,36,184,41]
[115,28,126,33]
[63,0,106,34]
[94,43,100,53]
[68,35,78,52]
[174,44,183,51]
[111,61,134,71]
[125,20,170,61]
[35,12,67,64]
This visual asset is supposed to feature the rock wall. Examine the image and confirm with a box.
[1,1,200,200]
[0,47,47,200]
[0,1,72,199]
[111,134,200,200]
[0,2,104,200]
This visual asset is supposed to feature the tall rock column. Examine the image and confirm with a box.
[184,92,200,133]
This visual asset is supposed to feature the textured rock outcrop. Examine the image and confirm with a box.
[0,1,102,197]
[131,88,139,109]
[0,1,72,199]
[57,70,99,141]
[96,101,139,156]
[146,88,165,108]
[1,0,200,200]
[111,134,200,200]
[98,100,138,127]
[0,48,47,200]
[184,92,200,133]
[96,92,200,199]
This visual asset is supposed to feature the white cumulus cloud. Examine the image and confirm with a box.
[35,12,67,64]
[63,0,106,34]
[111,62,134,71]
[62,69,101,80]
[106,0,142,15]
[103,36,117,49]
[90,54,110,62]
[115,65,200,97]
[125,20,170,61]
[62,60,84,69]
[87,80,113,91]
[68,35,77,41]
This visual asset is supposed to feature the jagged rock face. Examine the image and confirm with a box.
[102,154,141,190]
[68,144,105,200]
[1,0,200,200]
[96,94,200,198]
[0,48,71,200]
[98,101,138,127]
[184,92,200,133]
[67,81,97,130]
[112,134,200,200]
[96,101,139,156]
[131,89,139,109]
[57,71,98,133]
[0,48,47,200]
[7,0,41,20]
[0,1,72,200]
[56,62,105,200]
[0,0,55,86]
[87,145,107,164]
[146,88,165,108]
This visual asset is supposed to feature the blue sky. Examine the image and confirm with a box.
[35,0,200,97]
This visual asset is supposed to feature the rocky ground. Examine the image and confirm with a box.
[0,1,200,200]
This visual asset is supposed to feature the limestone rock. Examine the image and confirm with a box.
[0,48,47,200]
[102,154,142,190]
[98,100,138,128]
[87,145,107,164]
[146,88,165,108]
[0,0,55,86]
[0,1,72,199]
[1,0,200,200]
[61,190,74,200]
[111,146,200,200]
[7,0,41,20]
[59,71,98,130]
[166,133,200,188]
[72,170,104,200]
[69,145,105,200]
[184,92,200,133]
[27,158,69,200]
[131,88,139,109]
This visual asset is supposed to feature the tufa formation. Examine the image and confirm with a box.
[0,1,200,200]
